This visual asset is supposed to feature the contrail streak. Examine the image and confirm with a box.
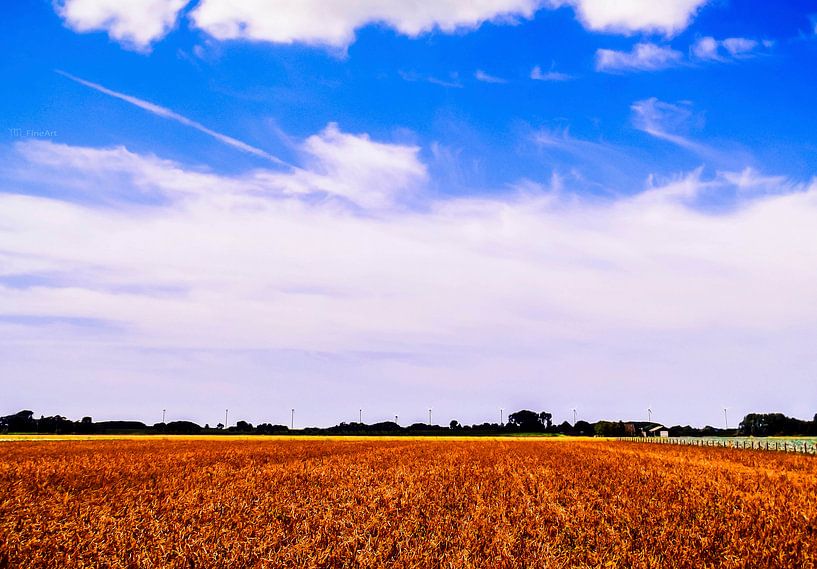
[56,70,293,168]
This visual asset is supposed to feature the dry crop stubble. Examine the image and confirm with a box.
[1,438,816,568]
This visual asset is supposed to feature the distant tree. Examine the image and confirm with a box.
[739,413,810,436]
[326,422,361,434]
[669,425,700,437]
[0,411,36,433]
[555,421,574,435]
[507,410,550,432]
[234,420,253,433]
[740,413,766,436]
[407,422,446,433]
[449,420,461,430]
[573,420,593,436]
[257,423,289,434]
[95,421,147,433]
[165,421,202,435]
[77,416,95,434]
[37,415,72,434]
[216,423,224,430]
[369,421,400,433]
[594,421,628,437]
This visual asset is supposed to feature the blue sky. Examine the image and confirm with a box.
[2,1,817,428]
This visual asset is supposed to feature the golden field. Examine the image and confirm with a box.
[1,438,815,568]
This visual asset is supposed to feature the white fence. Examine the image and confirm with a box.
[618,436,817,455]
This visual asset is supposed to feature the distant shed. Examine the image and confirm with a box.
[647,425,669,438]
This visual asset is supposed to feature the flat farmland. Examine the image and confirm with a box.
[1,438,816,568]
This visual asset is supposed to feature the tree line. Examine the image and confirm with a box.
[3,409,817,437]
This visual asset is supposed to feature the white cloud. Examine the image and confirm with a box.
[553,0,708,35]
[722,37,759,56]
[14,141,222,200]
[283,123,428,209]
[530,65,572,81]
[596,43,684,72]
[56,0,706,51]
[691,36,720,60]
[55,0,710,51]
[56,0,187,51]
[475,70,508,84]
[14,124,426,210]
[3,139,817,425]
[190,0,541,48]
[691,36,764,61]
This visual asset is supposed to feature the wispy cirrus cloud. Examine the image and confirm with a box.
[399,70,463,88]
[598,35,771,74]
[630,97,708,153]
[475,70,508,84]
[530,65,572,81]
[531,126,643,189]
[596,43,684,72]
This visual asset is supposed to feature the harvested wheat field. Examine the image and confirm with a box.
[1,438,816,568]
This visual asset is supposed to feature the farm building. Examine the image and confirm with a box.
[646,425,669,438]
